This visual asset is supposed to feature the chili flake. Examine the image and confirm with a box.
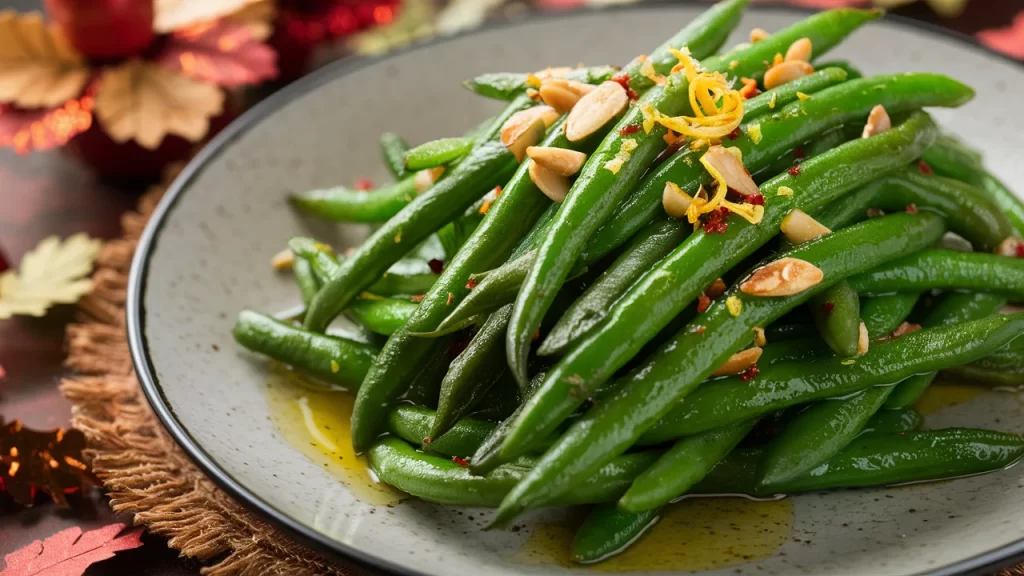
[428,259,445,274]
[619,124,642,136]
[451,456,470,467]
[905,203,918,214]
[465,278,478,290]
[1018,243,1024,258]
[411,294,425,302]
[702,207,731,234]
[706,278,728,299]
[611,74,639,100]
[823,301,835,314]
[697,294,712,313]
[422,437,432,445]
[727,127,741,140]
[746,193,765,206]
[794,147,805,159]
[740,364,760,381]
[354,177,374,191]
[788,164,802,177]
[739,77,759,99]
[533,328,541,341]
[918,160,933,175]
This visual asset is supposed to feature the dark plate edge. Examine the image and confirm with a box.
[125,2,1024,575]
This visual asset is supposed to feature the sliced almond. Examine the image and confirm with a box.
[889,322,922,340]
[856,322,869,357]
[784,37,813,63]
[504,118,546,163]
[533,66,574,81]
[501,105,561,160]
[702,145,760,197]
[763,60,814,90]
[271,248,294,270]
[712,346,763,377]
[662,181,693,219]
[565,80,628,142]
[781,209,831,244]
[740,257,824,297]
[997,236,1024,257]
[526,146,587,176]
[750,28,769,43]
[414,166,445,193]
[539,80,582,114]
[862,105,892,139]
[529,161,570,203]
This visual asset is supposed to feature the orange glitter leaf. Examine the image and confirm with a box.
[0,11,89,109]
[0,96,93,154]
[156,20,277,87]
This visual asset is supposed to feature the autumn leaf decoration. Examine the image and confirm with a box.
[0,523,143,576]
[0,419,99,507]
[0,0,276,153]
[0,234,100,319]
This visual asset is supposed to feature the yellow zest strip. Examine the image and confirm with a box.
[639,58,667,86]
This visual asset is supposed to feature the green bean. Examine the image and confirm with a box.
[812,59,863,80]
[463,66,619,101]
[810,281,861,357]
[292,258,319,307]
[232,310,377,388]
[765,124,853,182]
[571,505,659,565]
[366,437,658,507]
[347,297,417,336]
[861,293,920,338]
[290,176,420,223]
[884,291,1006,408]
[304,94,533,333]
[390,405,489,457]
[405,137,474,171]
[756,337,823,366]
[381,132,409,179]
[974,336,1024,372]
[848,249,1024,297]
[641,312,1024,442]
[289,237,438,297]
[489,212,946,525]
[506,0,756,385]
[809,182,882,231]
[619,419,757,513]
[483,112,942,475]
[858,407,921,437]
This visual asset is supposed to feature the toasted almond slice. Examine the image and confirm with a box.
[784,37,813,63]
[662,181,693,219]
[529,161,570,203]
[504,118,546,163]
[750,27,769,43]
[566,80,596,96]
[862,105,892,139]
[763,60,814,90]
[271,248,294,270]
[702,145,760,197]
[566,80,628,142]
[533,66,574,81]
[740,257,824,297]
[712,346,763,377]
[526,146,587,176]
[539,81,582,114]
[414,166,445,193]
[781,209,832,244]
[997,236,1024,257]
[856,322,870,357]
[501,105,560,151]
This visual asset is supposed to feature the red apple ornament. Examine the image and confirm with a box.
[44,0,155,60]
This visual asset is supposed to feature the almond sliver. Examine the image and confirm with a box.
[740,257,824,297]
[565,81,629,142]
[781,209,831,244]
[501,105,560,149]
[539,81,581,114]
[526,146,587,176]
[529,161,570,203]
[662,181,693,219]
[504,118,546,163]
[702,145,760,197]
[862,105,892,139]
[784,38,813,63]
[712,346,763,377]
[764,60,814,90]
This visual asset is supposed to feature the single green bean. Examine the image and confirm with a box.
[848,249,1024,297]
[290,238,438,297]
[290,176,420,223]
[861,293,920,338]
[381,132,409,179]
[405,137,474,171]
[858,407,922,437]
[571,505,659,565]
[463,66,619,101]
[389,405,490,457]
[812,59,863,80]
[811,281,861,357]
[347,297,418,336]
[292,258,319,307]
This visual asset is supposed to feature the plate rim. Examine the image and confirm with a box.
[126,2,1024,575]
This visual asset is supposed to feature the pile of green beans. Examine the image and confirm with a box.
[232,1,1024,566]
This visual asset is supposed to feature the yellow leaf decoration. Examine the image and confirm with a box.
[0,233,100,319]
[0,11,89,109]
[154,0,262,34]
[94,60,224,150]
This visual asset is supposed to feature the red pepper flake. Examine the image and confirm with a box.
[494,185,502,196]
[740,364,760,382]
[1017,243,1024,258]
[354,177,374,191]
[793,147,805,159]
[739,77,759,99]
[465,278,478,290]
[532,328,541,341]
[823,301,835,314]
[745,193,765,206]
[611,74,639,100]
[788,164,802,177]
[702,207,730,235]
[905,203,918,214]
[918,160,933,175]
[697,294,712,313]
[619,124,642,136]
[705,278,728,299]
[411,294,425,302]
[428,259,445,274]
[422,437,432,445]
[727,127,741,140]
[451,456,469,467]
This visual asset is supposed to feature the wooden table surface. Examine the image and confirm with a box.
[1,0,1023,574]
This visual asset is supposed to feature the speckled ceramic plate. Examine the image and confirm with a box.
[129,3,1024,575]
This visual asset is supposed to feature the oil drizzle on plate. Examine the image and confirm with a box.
[914,381,984,417]
[510,497,793,572]
[264,364,401,506]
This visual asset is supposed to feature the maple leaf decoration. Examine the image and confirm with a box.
[157,20,277,87]
[0,419,98,507]
[0,523,143,576]
[0,11,89,109]
[0,234,100,319]
[94,60,224,150]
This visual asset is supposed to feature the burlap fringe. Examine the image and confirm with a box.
[59,185,350,576]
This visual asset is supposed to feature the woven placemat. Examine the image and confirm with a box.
[58,182,350,576]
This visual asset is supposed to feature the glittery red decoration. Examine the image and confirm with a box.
[44,0,155,60]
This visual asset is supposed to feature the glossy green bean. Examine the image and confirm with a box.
[944,365,1023,388]
[811,281,861,357]
[390,405,491,457]
[571,505,659,565]
[619,419,757,513]
[861,293,920,338]
[485,112,942,475]
[812,59,863,80]
[347,297,417,336]
[489,212,946,525]
[367,437,658,507]
[292,258,319,307]
[289,237,438,297]
[380,132,409,179]
[463,66,619,100]
[304,94,533,334]
[290,176,420,223]
[848,249,1024,297]
[232,310,377,388]
[641,312,1024,442]
[857,407,921,437]
[809,182,882,231]
[405,137,474,171]
[506,0,755,386]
